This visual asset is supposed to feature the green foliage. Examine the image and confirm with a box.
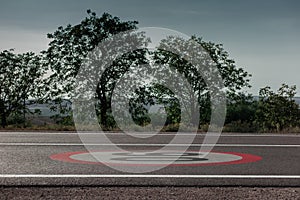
[44,10,148,128]
[152,36,251,125]
[42,10,251,130]
[7,112,25,126]
[0,50,45,127]
[51,114,74,126]
[129,85,181,127]
[255,84,299,132]
[44,10,138,95]
[98,113,119,130]
[223,121,259,133]
[226,93,258,124]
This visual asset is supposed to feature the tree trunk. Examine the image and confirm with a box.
[1,114,7,128]
[97,83,108,129]
[100,100,108,128]
[0,101,7,128]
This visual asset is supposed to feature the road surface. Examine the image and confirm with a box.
[0,132,299,187]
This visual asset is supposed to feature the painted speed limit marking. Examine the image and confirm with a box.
[50,151,262,166]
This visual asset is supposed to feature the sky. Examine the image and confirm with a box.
[0,0,299,95]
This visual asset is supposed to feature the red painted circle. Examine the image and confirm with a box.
[50,151,262,166]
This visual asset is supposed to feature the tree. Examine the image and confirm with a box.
[255,84,299,132]
[124,36,251,129]
[149,36,251,126]
[226,93,257,124]
[0,50,44,127]
[45,10,138,96]
[128,85,181,127]
[45,11,251,129]
[44,10,145,128]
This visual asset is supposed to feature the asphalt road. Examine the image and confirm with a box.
[0,132,299,187]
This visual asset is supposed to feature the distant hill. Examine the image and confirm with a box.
[253,96,300,105]
[27,99,71,117]
[26,96,300,118]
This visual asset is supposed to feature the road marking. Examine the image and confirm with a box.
[0,143,299,147]
[0,132,299,137]
[51,151,261,166]
[0,174,299,178]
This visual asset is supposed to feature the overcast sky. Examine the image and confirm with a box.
[0,0,299,95]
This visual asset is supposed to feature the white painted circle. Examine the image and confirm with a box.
[70,151,242,165]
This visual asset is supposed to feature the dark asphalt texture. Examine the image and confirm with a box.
[0,132,299,187]
[1,187,299,200]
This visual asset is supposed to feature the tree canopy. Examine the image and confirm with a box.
[43,11,252,129]
[130,36,252,126]
[255,84,299,131]
[44,10,139,99]
[0,50,45,127]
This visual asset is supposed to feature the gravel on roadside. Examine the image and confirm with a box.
[0,187,299,200]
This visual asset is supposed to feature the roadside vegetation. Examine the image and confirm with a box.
[0,10,299,133]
